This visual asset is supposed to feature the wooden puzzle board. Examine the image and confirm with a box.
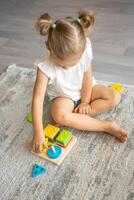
[31,136,77,165]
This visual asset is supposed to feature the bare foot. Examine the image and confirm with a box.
[105,121,128,142]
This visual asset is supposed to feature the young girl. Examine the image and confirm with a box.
[32,10,128,153]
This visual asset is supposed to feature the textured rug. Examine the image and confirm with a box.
[0,64,134,200]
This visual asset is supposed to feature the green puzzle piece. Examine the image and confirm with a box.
[56,129,72,145]
[26,113,32,123]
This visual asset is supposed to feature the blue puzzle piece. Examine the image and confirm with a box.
[32,163,46,177]
[47,145,62,159]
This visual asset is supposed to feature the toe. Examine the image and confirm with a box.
[121,134,128,141]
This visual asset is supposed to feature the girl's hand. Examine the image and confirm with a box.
[32,132,47,153]
[74,103,91,115]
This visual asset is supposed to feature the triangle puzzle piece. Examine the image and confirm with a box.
[32,163,46,177]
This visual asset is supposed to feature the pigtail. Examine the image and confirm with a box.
[78,10,95,34]
[35,13,53,36]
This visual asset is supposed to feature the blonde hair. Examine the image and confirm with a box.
[35,10,95,60]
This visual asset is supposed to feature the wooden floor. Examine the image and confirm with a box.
[0,0,134,84]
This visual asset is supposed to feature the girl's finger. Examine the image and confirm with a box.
[74,108,76,112]
[84,108,86,114]
[82,108,84,114]
[75,106,79,112]
[36,144,40,153]
[39,144,42,153]
[75,108,79,113]
[79,108,82,114]
[86,107,89,114]
[89,105,92,114]
[83,107,86,114]
[35,144,37,153]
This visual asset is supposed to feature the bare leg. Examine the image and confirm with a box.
[60,112,128,142]
[89,85,121,117]
[51,97,128,142]
[90,99,115,117]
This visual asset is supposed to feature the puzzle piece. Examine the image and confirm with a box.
[26,113,32,123]
[44,124,60,140]
[41,144,47,153]
[47,145,62,159]
[32,163,46,177]
[47,140,56,147]
[56,137,73,148]
[41,138,48,153]
[55,129,72,145]
[110,83,123,93]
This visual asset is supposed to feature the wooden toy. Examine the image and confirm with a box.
[26,113,32,123]
[55,129,72,146]
[47,145,62,159]
[32,163,46,177]
[52,146,56,153]
[42,137,56,149]
[56,136,73,148]
[31,124,77,165]
[47,140,55,147]
[44,124,60,140]
[31,135,77,165]
[110,83,123,93]
[41,138,56,153]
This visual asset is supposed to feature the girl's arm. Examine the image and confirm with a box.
[81,64,93,103]
[31,68,48,152]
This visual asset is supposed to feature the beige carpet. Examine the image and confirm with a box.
[0,64,134,200]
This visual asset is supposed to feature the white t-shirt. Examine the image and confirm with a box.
[35,37,96,101]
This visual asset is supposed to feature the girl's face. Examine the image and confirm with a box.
[46,41,85,69]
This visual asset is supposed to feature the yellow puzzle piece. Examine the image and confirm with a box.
[41,138,48,153]
[44,124,60,140]
[110,83,123,93]
[41,144,47,153]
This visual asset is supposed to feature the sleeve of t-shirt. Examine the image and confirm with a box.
[34,59,55,84]
[83,37,93,72]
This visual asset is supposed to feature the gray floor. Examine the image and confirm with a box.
[0,65,134,200]
[0,0,134,84]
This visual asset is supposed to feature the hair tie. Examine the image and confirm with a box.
[76,17,81,23]
[51,23,56,29]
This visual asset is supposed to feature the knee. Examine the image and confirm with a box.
[109,90,121,108]
[51,109,69,125]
